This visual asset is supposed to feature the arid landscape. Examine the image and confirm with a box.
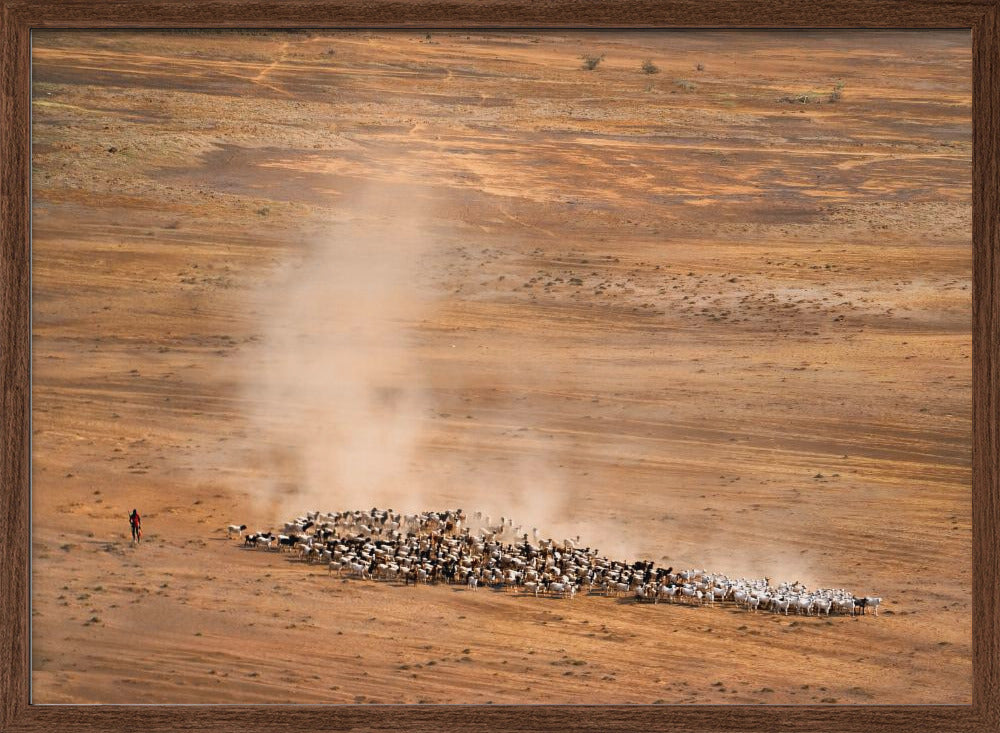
[30,30,971,704]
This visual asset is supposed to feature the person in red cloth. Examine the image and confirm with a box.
[129,508,141,543]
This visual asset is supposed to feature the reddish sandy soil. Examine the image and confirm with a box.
[30,30,971,704]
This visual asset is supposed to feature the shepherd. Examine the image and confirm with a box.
[129,508,142,543]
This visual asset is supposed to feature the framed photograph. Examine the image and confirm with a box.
[2,1,998,731]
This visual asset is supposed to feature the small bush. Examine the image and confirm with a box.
[641,59,659,74]
[674,79,697,91]
[581,54,604,71]
[828,81,845,102]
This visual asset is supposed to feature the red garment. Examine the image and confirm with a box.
[130,512,141,527]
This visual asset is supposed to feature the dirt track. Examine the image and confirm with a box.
[30,30,971,704]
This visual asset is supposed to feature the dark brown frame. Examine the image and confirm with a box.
[2,1,997,731]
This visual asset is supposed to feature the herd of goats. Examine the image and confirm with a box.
[228,508,883,617]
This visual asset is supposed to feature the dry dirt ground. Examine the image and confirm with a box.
[30,30,971,704]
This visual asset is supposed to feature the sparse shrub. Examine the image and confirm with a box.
[696,63,705,71]
[674,78,697,91]
[641,59,659,74]
[828,81,845,102]
[581,53,604,71]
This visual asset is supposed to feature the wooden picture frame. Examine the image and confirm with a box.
[2,1,997,731]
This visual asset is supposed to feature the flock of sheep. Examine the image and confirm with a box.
[229,507,883,617]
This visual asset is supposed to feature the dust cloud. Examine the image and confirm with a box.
[231,189,441,522]
[227,188,594,547]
